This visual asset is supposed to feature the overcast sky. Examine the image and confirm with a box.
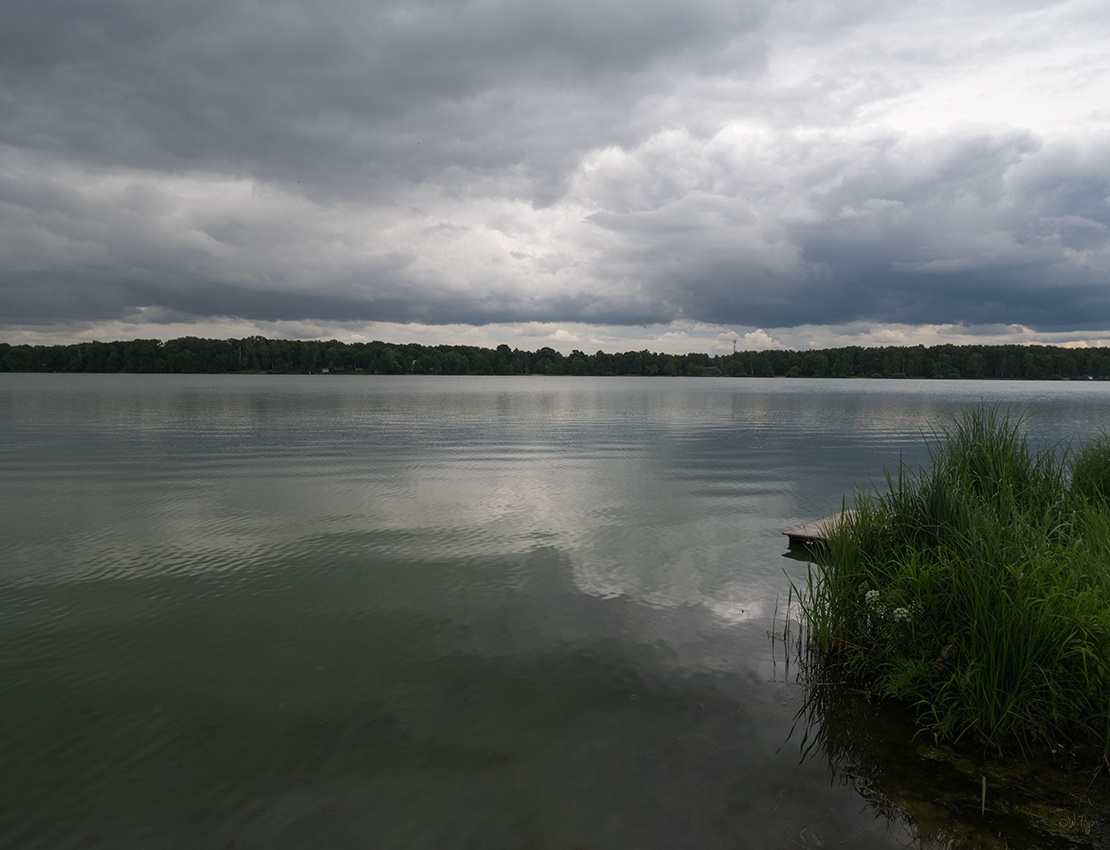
[2,0,1108,353]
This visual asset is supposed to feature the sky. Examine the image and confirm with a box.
[2,0,1109,355]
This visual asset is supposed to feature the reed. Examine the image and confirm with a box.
[800,406,1110,751]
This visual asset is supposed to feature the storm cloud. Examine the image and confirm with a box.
[2,0,1108,347]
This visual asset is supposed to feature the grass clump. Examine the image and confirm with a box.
[801,406,1110,752]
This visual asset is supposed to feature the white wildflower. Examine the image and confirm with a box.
[892,607,911,622]
[865,590,880,605]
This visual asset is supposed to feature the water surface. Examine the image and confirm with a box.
[3,374,1109,849]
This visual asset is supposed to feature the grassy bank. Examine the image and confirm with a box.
[800,407,1110,752]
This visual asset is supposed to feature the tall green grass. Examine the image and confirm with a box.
[800,406,1110,751]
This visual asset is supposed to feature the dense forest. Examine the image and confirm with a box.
[1,336,1108,380]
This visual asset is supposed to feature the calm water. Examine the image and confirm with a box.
[3,374,1110,849]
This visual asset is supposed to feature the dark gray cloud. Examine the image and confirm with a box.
[1,0,1108,340]
[1,0,761,192]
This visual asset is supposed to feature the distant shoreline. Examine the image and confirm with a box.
[2,336,1108,380]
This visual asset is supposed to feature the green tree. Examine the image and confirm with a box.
[751,355,773,377]
[967,352,986,379]
[802,353,829,377]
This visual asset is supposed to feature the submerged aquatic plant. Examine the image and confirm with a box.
[799,406,1110,752]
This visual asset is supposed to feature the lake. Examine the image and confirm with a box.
[3,374,1109,849]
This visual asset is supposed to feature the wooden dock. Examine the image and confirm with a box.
[783,511,851,546]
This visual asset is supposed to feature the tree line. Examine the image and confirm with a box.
[1,336,1108,380]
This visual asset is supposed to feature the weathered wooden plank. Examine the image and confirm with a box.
[783,511,852,545]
